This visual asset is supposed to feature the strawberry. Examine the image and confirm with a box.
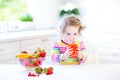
[28,72,36,77]
[21,51,28,54]
[35,67,43,74]
[34,67,54,76]
[39,52,46,57]
[46,67,53,75]
[32,73,36,77]
[33,59,40,66]
[39,67,43,72]
[34,48,44,53]
[28,72,32,77]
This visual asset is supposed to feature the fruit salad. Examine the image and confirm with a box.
[16,48,46,69]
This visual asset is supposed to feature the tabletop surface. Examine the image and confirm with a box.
[0,64,120,80]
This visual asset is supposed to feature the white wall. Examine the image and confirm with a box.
[27,0,62,29]
[79,0,120,28]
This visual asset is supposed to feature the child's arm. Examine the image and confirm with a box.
[51,41,63,63]
[51,47,60,63]
[78,42,88,63]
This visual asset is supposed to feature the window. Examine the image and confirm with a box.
[0,0,27,21]
[0,0,60,33]
[0,0,29,33]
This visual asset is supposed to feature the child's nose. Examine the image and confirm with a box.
[70,35,75,39]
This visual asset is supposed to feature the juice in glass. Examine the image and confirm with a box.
[68,44,78,58]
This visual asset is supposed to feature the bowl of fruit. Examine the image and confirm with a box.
[16,48,46,70]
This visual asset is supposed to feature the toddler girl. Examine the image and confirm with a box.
[51,16,87,65]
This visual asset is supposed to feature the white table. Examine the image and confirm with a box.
[0,64,120,80]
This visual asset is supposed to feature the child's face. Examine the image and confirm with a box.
[62,26,79,44]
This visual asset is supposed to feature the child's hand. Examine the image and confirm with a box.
[76,47,80,54]
[77,47,83,60]
[62,46,73,60]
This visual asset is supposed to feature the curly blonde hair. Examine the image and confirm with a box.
[59,15,85,34]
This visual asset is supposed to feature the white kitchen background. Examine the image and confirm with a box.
[0,0,120,64]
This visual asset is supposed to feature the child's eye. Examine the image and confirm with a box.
[67,33,70,35]
[74,33,77,35]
